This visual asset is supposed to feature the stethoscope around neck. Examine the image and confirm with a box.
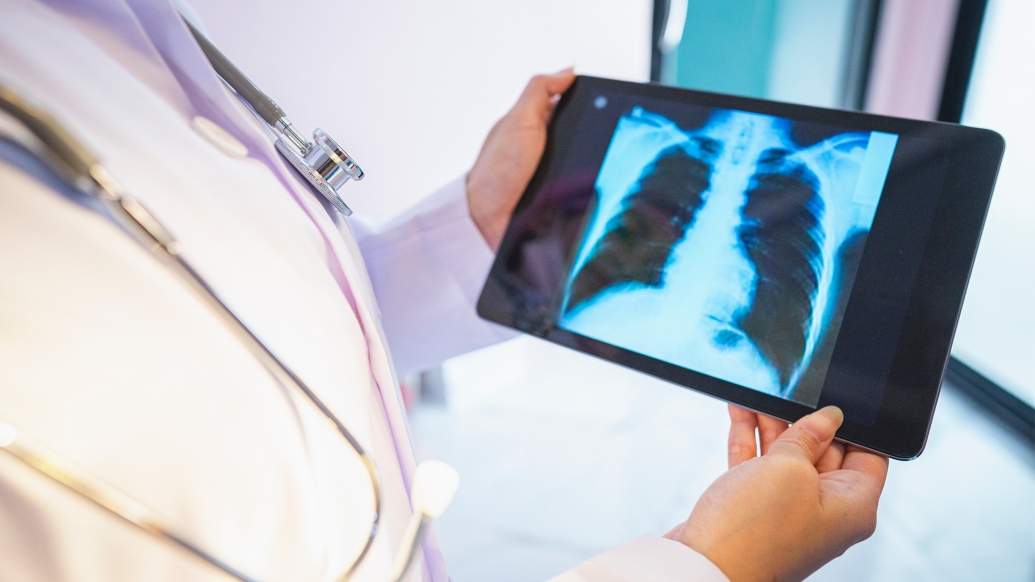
[0,20,456,582]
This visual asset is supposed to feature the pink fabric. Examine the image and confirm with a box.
[865,0,960,120]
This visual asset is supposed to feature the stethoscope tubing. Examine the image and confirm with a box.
[0,82,382,582]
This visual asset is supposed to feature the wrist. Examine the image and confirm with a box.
[465,172,504,251]
[670,528,722,577]
[667,520,751,582]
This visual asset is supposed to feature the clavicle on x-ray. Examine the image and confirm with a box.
[0,20,455,582]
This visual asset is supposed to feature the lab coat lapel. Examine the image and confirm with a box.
[39,0,194,119]
[121,0,278,165]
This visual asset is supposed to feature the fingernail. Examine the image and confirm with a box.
[801,406,844,442]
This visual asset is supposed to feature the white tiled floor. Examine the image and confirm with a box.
[411,336,1035,582]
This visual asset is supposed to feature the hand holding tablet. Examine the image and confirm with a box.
[670,405,888,582]
[478,76,1004,459]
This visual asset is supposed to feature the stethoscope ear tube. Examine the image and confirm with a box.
[0,421,260,582]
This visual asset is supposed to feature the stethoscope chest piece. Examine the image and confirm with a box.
[180,17,363,218]
[274,127,363,216]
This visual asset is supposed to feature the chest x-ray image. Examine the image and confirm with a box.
[559,107,898,406]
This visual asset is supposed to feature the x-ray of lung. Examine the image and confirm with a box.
[559,107,898,406]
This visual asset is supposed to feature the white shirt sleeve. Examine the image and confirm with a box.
[548,535,730,582]
[352,175,518,376]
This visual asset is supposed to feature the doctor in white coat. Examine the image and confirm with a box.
[0,0,888,581]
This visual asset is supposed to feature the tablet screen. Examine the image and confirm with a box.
[479,76,1003,458]
[559,104,897,409]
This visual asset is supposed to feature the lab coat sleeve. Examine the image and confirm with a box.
[352,174,518,377]
[548,535,730,582]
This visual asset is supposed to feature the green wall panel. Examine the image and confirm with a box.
[675,0,779,98]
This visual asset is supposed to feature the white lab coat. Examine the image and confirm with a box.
[0,0,728,580]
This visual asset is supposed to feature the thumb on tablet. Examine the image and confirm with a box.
[769,406,844,465]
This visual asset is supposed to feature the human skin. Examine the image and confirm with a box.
[467,72,890,582]
[466,68,576,251]
[666,406,889,582]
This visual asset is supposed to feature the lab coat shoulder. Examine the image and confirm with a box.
[350,174,517,377]
[550,535,730,582]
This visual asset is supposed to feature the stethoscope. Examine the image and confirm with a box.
[0,18,457,582]
[184,18,364,217]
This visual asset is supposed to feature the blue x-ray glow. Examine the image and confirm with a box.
[559,107,897,405]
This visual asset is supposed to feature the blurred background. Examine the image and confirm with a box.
[191,1,1034,580]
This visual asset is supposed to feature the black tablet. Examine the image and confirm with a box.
[477,76,1003,459]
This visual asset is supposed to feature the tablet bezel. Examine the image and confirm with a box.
[477,76,1004,459]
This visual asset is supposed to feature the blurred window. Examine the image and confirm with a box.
[952,0,1035,408]
[656,0,879,109]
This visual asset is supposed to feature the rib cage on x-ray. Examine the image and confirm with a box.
[736,149,825,390]
[566,145,714,311]
[560,108,891,404]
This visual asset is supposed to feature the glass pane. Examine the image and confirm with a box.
[661,0,856,108]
